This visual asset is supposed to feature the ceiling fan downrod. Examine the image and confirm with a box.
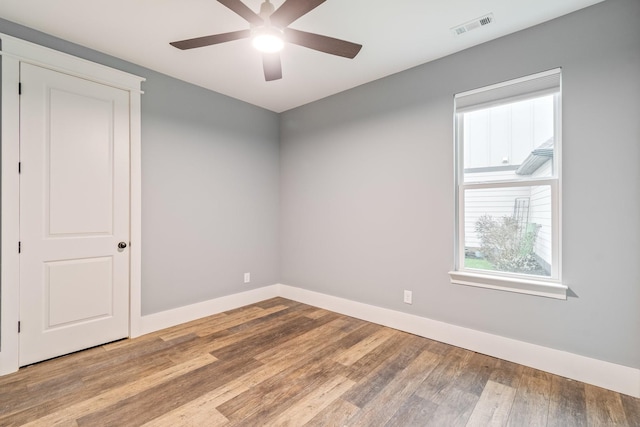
[258,0,276,24]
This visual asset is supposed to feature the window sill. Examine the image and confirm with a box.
[449,270,567,299]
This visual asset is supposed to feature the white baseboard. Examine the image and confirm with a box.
[126,282,639,398]
[277,284,640,398]
[134,285,280,337]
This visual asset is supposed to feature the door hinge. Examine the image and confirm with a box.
[18,321,21,333]
[18,83,22,95]
[18,162,21,174]
[18,241,21,253]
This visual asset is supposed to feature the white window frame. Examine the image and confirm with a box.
[449,69,566,299]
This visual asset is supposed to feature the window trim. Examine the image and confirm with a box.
[450,69,565,299]
[448,270,567,299]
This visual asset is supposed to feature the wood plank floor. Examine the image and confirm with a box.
[1,297,638,426]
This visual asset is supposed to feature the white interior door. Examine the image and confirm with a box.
[19,62,131,366]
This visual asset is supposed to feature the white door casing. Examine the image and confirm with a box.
[0,33,144,374]
[19,63,130,366]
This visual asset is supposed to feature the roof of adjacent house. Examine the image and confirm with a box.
[516,138,554,175]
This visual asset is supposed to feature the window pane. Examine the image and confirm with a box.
[462,95,555,183]
[463,186,552,277]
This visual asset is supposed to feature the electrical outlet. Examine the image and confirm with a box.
[243,272,250,284]
[403,290,412,304]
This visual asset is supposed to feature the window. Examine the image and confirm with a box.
[449,69,566,299]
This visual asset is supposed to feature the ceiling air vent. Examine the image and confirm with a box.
[452,13,494,36]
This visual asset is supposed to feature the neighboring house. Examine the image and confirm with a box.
[464,138,554,274]
[462,90,555,274]
[517,139,554,272]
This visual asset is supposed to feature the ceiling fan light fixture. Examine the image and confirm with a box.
[252,27,284,53]
[170,0,363,81]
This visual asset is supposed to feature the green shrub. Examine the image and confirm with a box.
[475,215,541,273]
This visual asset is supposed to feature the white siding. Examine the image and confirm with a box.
[464,181,531,248]
[464,169,519,183]
[462,96,554,169]
[529,160,553,269]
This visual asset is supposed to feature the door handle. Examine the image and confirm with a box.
[118,242,127,249]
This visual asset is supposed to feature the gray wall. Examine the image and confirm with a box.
[0,19,281,315]
[280,0,640,369]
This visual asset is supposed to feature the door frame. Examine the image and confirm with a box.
[0,33,145,375]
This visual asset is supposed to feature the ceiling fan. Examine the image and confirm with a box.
[170,0,363,81]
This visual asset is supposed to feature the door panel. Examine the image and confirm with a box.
[46,257,113,327]
[19,63,130,366]
[48,88,115,235]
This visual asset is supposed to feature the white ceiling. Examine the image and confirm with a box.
[0,0,604,112]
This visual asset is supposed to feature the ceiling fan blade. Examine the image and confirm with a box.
[217,0,263,26]
[284,28,362,59]
[263,53,282,81]
[270,0,326,28]
[170,30,251,50]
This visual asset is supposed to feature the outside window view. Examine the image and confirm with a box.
[462,95,555,277]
